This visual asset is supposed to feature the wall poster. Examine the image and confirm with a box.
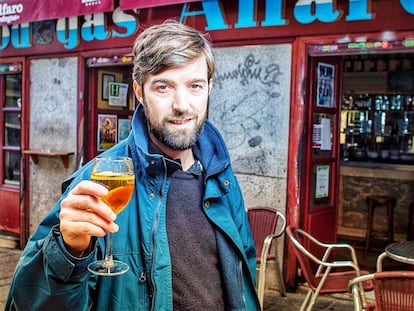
[97,114,117,151]
[312,117,332,151]
[118,118,131,142]
[316,62,335,107]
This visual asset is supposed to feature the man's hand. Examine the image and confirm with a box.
[59,180,118,257]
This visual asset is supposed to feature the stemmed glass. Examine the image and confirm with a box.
[87,156,135,276]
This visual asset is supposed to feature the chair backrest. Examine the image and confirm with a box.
[286,226,318,288]
[372,271,414,311]
[247,206,285,260]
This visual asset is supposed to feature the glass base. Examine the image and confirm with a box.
[88,260,129,276]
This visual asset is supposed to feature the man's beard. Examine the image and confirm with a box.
[144,102,206,151]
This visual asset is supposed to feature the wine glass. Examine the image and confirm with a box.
[87,156,135,276]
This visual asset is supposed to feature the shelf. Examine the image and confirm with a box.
[343,71,414,94]
[23,150,74,168]
[343,72,388,94]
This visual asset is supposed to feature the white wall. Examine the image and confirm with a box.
[210,44,292,211]
[29,57,78,234]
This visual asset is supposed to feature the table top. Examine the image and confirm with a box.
[385,241,414,265]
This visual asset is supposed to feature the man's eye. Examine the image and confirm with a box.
[156,85,169,92]
[191,84,203,90]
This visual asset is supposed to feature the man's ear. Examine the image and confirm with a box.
[133,80,143,103]
[208,79,213,95]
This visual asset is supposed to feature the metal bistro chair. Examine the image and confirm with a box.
[247,206,287,309]
[286,226,373,311]
[349,271,414,311]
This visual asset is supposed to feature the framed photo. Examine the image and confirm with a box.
[102,73,115,101]
[316,63,335,108]
[97,114,117,151]
[118,118,131,142]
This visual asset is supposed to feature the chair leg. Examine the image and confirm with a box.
[300,289,313,311]
[257,260,266,311]
[304,270,330,311]
[307,292,319,311]
[274,257,287,296]
[351,282,364,311]
[257,237,273,309]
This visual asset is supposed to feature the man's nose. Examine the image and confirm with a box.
[172,87,190,112]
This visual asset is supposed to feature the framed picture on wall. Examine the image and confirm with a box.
[102,73,115,100]
[97,114,117,151]
[97,70,124,109]
[118,118,131,142]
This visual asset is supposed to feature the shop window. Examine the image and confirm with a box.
[1,72,22,186]
[341,53,414,163]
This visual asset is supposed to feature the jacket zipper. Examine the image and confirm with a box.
[149,158,168,311]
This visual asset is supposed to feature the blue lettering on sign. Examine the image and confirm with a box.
[0,25,10,49]
[0,1,413,51]
[56,17,79,50]
[235,0,256,28]
[11,23,31,48]
[346,0,372,21]
[180,0,228,30]
[294,0,341,24]
[112,7,138,38]
[81,13,110,42]
[400,0,414,14]
[262,0,287,26]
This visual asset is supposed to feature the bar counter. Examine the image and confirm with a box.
[338,161,414,241]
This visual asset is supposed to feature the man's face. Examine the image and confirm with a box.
[134,56,211,152]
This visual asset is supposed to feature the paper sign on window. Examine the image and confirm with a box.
[315,165,329,199]
[109,82,129,107]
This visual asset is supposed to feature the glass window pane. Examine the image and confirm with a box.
[5,112,21,147]
[5,74,21,108]
[4,151,20,185]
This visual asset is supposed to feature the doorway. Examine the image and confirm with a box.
[302,56,342,248]
[84,57,135,163]
[308,51,414,273]
[338,52,414,250]
[287,37,414,287]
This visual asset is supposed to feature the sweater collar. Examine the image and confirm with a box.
[148,139,203,176]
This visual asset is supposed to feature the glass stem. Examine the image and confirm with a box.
[104,232,115,268]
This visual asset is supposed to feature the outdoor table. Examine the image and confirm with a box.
[376,241,414,271]
[385,241,414,265]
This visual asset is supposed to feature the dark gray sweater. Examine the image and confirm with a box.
[166,167,225,310]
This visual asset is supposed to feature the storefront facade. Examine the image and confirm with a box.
[0,0,413,289]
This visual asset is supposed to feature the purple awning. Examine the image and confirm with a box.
[0,0,114,26]
[120,0,198,10]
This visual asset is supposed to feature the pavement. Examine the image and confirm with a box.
[0,247,22,310]
[0,246,360,310]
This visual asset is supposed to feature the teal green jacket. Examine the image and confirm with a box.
[6,106,260,311]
